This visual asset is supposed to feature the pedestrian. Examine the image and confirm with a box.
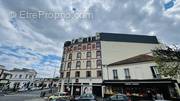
[147,90,152,100]
[156,93,164,100]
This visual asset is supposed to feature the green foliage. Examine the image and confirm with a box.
[152,45,180,78]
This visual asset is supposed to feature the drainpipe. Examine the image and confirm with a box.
[71,83,73,96]
[102,65,108,98]
[60,79,64,92]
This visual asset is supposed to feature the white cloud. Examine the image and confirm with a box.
[0,0,180,77]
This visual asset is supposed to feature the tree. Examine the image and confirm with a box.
[152,45,180,78]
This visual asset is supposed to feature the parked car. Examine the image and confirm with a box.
[18,88,28,92]
[30,87,38,91]
[105,93,131,101]
[48,92,72,101]
[0,91,5,96]
[75,93,97,101]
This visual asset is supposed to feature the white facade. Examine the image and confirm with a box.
[103,61,157,80]
[0,65,12,90]
[9,68,37,89]
[0,65,5,79]
[101,54,180,98]
[101,41,160,65]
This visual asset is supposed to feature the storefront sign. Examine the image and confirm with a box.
[82,86,92,94]
[76,88,80,91]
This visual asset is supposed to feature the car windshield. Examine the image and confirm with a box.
[54,92,68,96]
[80,94,94,99]
[110,94,128,100]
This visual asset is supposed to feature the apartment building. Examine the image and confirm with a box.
[59,32,160,96]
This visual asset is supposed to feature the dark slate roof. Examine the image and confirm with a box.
[108,54,154,66]
[64,41,71,47]
[99,32,159,44]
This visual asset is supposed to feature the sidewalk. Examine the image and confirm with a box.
[24,98,45,101]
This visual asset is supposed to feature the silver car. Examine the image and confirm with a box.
[105,94,131,101]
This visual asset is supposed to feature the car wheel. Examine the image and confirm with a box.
[49,98,53,101]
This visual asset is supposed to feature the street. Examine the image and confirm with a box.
[0,89,49,101]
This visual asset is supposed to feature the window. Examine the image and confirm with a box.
[150,66,161,79]
[113,70,118,79]
[86,71,91,77]
[25,74,28,79]
[96,51,101,58]
[92,44,96,49]
[74,46,77,51]
[97,70,102,77]
[86,61,91,68]
[66,72,70,78]
[77,52,81,59]
[60,72,64,78]
[70,46,73,51]
[87,44,91,49]
[14,74,17,78]
[62,56,65,62]
[96,42,100,49]
[63,62,66,70]
[67,62,71,69]
[78,44,81,50]
[64,48,67,53]
[75,71,80,77]
[97,60,102,66]
[68,53,72,60]
[29,75,32,79]
[76,61,81,68]
[19,74,22,79]
[68,47,70,52]
[83,45,86,50]
[60,63,64,71]
[124,68,131,79]
[87,52,91,58]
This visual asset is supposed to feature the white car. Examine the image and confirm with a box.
[18,88,28,92]
[48,92,72,101]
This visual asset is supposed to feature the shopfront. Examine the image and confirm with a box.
[103,79,178,100]
[61,83,102,97]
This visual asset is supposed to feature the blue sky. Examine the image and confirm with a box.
[0,0,180,77]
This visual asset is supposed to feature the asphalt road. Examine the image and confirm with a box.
[0,89,49,101]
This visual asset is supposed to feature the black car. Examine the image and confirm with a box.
[105,94,131,101]
[0,91,5,96]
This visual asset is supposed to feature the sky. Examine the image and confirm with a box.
[0,0,180,78]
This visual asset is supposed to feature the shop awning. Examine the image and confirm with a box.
[0,79,8,84]
[102,79,177,85]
